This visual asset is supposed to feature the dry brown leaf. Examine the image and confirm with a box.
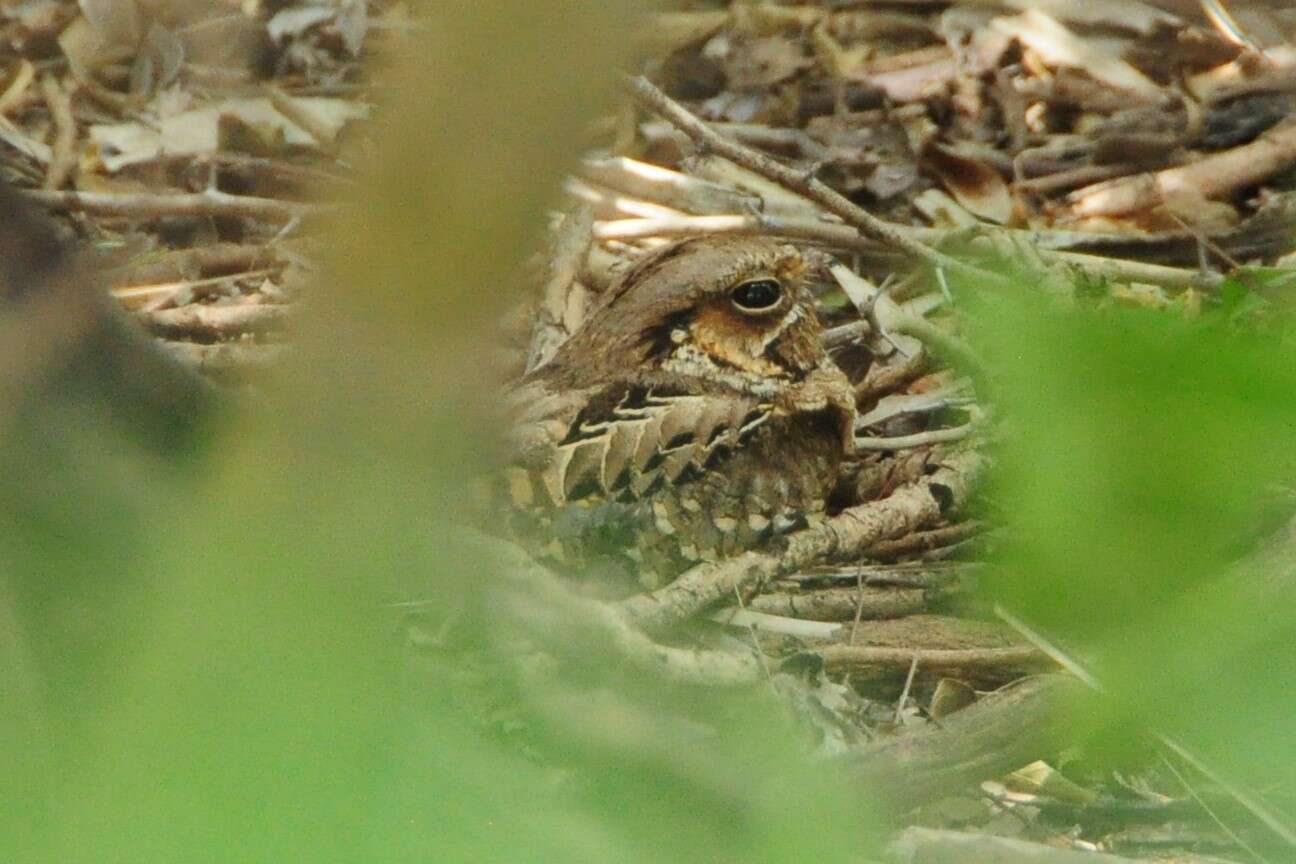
[854,49,956,103]
[998,0,1179,36]
[58,13,134,75]
[129,23,185,96]
[938,8,1013,76]
[89,97,368,171]
[717,35,810,89]
[1005,761,1099,805]
[266,5,336,44]
[263,0,365,55]
[79,0,142,52]
[697,89,766,124]
[992,9,1163,101]
[0,113,49,164]
[924,143,1013,225]
[0,57,35,115]
[862,161,919,201]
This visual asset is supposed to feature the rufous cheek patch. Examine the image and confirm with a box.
[689,304,784,376]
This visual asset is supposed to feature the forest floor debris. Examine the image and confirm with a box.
[7,1,1296,860]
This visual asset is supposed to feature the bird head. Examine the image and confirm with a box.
[541,237,834,402]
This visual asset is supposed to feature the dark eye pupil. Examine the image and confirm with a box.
[732,279,781,310]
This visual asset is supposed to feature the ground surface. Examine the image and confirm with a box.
[5,2,1295,861]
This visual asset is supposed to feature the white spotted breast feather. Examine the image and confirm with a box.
[502,376,846,582]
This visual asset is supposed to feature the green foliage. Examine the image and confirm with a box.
[0,5,877,863]
[958,259,1296,824]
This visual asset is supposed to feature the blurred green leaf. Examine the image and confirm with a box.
[960,261,1296,832]
[0,4,887,863]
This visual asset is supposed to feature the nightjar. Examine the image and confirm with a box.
[502,236,860,589]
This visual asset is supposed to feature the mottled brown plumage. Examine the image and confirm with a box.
[504,236,859,586]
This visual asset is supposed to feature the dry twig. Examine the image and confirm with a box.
[1068,122,1296,219]
[624,74,1008,286]
[582,155,756,215]
[108,243,281,289]
[527,206,594,372]
[855,425,977,451]
[748,586,930,622]
[21,188,325,224]
[39,75,76,191]
[138,303,290,341]
[816,644,1050,685]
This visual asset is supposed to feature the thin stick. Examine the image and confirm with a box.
[20,188,325,223]
[815,644,1050,682]
[832,264,987,378]
[889,315,983,373]
[138,303,291,341]
[856,385,973,428]
[855,424,976,451]
[39,75,77,190]
[624,74,1007,285]
[593,213,880,249]
[750,585,930,622]
[582,155,756,215]
[1044,247,1224,291]
[0,57,34,116]
[1067,121,1296,219]
[163,151,353,187]
[895,654,920,725]
[849,569,867,645]
[711,606,842,641]
[853,675,1091,816]
[868,521,984,560]
[730,584,776,680]
[596,213,1224,291]
[108,243,279,289]
[993,604,1103,690]
[824,319,872,349]
[111,268,278,309]
[527,205,594,372]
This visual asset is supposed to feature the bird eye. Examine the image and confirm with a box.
[730,278,783,313]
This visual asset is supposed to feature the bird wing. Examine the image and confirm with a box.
[510,383,772,506]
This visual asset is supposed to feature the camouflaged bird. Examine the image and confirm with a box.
[503,236,859,589]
